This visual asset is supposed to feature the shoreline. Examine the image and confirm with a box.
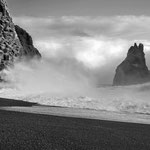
[0,97,150,149]
[1,97,150,125]
[2,105,150,125]
[1,109,150,149]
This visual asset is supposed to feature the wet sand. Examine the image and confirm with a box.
[2,105,150,125]
[0,98,150,150]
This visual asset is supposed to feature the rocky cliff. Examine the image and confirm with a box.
[15,25,41,59]
[0,0,23,71]
[113,43,150,86]
[0,0,41,72]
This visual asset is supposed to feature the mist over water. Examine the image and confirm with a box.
[6,15,150,116]
[0,59,150,115]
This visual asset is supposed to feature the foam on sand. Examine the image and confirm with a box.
[1,105,150,124]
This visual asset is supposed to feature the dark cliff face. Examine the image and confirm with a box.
[0,0,42,82]
[0,0,41,73]
[15,25,41,59]
[113,43,150,86]
[0,0,23,71]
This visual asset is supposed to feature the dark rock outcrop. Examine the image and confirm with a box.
[0,0,23,71]
[113,43,150,86]
[0,0,41,73]
[15,25,41,59]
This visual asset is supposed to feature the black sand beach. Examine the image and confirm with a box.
[0,98,37,107]
[0,98,150,150]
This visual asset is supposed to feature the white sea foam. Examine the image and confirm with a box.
[19,84,150,115]
[1,79,150,115]
[0,60,150,116]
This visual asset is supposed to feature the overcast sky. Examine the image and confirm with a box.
[7,0,150,16]
[5,0,150,84]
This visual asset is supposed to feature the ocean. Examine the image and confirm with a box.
[1,82,150,116]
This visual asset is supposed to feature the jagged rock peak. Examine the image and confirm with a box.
[128,43,144,55]
[113,43,150,86]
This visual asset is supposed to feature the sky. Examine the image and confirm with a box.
[7,0,150,16]
[5,0,150,84]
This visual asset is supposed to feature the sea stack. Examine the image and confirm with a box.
[0,0,41,72]
[113,43,150,86]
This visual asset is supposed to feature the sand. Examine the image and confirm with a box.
[2,105,150,125]
[0,97,150,150]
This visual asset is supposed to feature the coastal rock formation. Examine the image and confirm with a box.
[0,0,41,73]
[113,43,150,86]
[0,0,23,71]
[15,25,41,59]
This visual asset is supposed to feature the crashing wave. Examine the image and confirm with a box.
[1,75,150,115]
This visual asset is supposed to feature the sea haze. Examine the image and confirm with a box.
[2,0,150,122]
[0,59,150,117]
